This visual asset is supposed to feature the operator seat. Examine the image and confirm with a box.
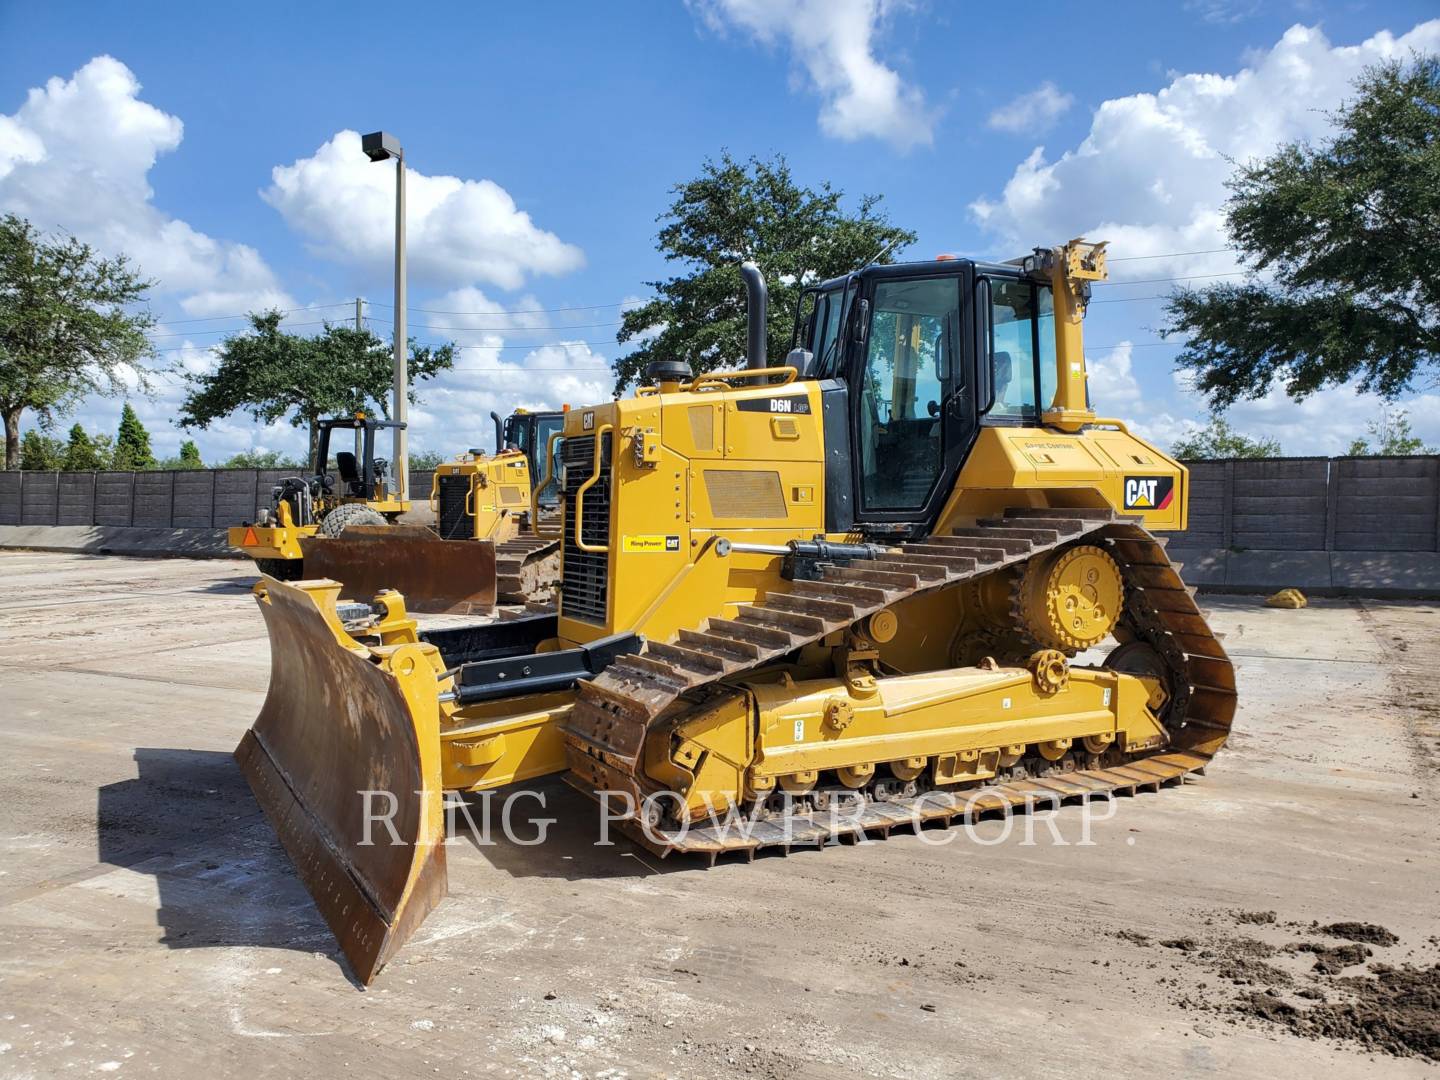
[335,451,364,496]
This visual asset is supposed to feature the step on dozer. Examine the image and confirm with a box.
[235,241,1235,984]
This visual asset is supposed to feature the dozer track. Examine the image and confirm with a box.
[495,536,560,605]
[562,508,1235,857]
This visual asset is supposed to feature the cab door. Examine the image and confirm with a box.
[849,267,977,528]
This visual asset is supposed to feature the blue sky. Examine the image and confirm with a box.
[2,1,1437,461]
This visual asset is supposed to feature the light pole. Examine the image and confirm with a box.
[361,130,407,502]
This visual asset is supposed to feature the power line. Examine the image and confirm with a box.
[1107,247,1232,262]
[148,319,331,339]
[364,315,625,333]
[151,302,353,327]
[1094,270,1246,287]
[367,298,653,316]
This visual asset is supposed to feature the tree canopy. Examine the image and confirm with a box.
[178,312,456,456]
[0,214,157,469]
[1162,57,1440,407]
[613,153,916,390]
[1170,413,1282,460]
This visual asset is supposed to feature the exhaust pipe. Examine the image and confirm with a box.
[490,411,504,453]
[740,262,767,370]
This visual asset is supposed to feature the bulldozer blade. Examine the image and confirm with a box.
[301,526,497,614]
[236,577,448,985]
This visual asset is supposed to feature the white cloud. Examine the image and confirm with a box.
[987,82,1073,135]
[971,20,1440,280]
[692,0,936,151]
[1087,342,1143,409]
[263,131,585,290]
[0,56,292,315]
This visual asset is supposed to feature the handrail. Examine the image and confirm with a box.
[529,430,565,538]
[428,470,440,516]
[1086,416,1131,433]
[691,365,797,393]
[573,423,613,554]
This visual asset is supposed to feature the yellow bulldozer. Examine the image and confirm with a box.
[237,240,1234,984]
[230,411,560,611]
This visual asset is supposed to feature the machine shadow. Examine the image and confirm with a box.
[96,746,348,972]
[448,774,708,882]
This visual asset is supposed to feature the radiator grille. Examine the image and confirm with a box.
[436,474,474,539]
[560,435,611,623]
[704,469,787,519]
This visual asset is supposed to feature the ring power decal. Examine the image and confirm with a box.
[1123,475,1175,511]
[622,534,682,553]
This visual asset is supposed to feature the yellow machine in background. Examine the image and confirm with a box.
[229,414,408,578]
[237,240,1234,983]
[232,411,561,610]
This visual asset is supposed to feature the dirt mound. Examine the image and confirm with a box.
[1236,965,1440,1062]
[1317,921,1400,947]
[1116,913,1435,1061]
[1231,910,1277,925]
[1287,941,1372,975]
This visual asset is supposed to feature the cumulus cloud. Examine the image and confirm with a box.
[0,56,292,316]
[987,82,1073,135]
[970,20,1440,280]
[263,131,585,290]
[1086,342,1143,409]
[692,0,936,151]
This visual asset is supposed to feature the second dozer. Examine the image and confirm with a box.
[238,239,1235,984]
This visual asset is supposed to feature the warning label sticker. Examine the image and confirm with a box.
[622,534,681,553]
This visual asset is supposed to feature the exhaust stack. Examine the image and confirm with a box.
[740,262,767,369]
[490,410,504,453]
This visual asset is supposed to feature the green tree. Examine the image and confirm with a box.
[113,402,155,470]
[1171,413,1282,459]
[178,440,203,468]
[408,448,446,470]
[1162,58,1440,407]
[61,424,110,471]
[178,312,455,462]
[1346,406,1435,456]
[0,214,157,470]
[220,448,306,469]
[18,430,63,470]
[613,152,916,390]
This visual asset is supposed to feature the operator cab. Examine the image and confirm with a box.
[493,408,564,508]
[791,257,1062,536]
[312,415,406,500]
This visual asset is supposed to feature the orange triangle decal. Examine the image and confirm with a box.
[242,527,259,546]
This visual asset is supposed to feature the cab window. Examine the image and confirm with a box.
[858,276,958,512]
[986,279,1039,422]
[809,287,847,377]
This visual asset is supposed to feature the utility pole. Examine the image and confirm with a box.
[354,298,364,461]
[361,131,408,502]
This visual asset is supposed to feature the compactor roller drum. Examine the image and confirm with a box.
[234,239,1235,984]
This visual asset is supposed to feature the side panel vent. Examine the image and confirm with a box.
[560,435,611,623]
[703,470,787,519]
[437,475,474,539]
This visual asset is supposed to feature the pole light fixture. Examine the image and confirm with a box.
[361,130,408,502]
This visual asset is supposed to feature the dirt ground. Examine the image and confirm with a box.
[0,551,1436,1079]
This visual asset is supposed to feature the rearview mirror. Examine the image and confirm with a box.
[854,299,870,346]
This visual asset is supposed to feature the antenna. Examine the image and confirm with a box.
[853,234,905,274]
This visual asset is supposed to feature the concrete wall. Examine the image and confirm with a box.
[0,468,437,529]
[1172,455,1440,595]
